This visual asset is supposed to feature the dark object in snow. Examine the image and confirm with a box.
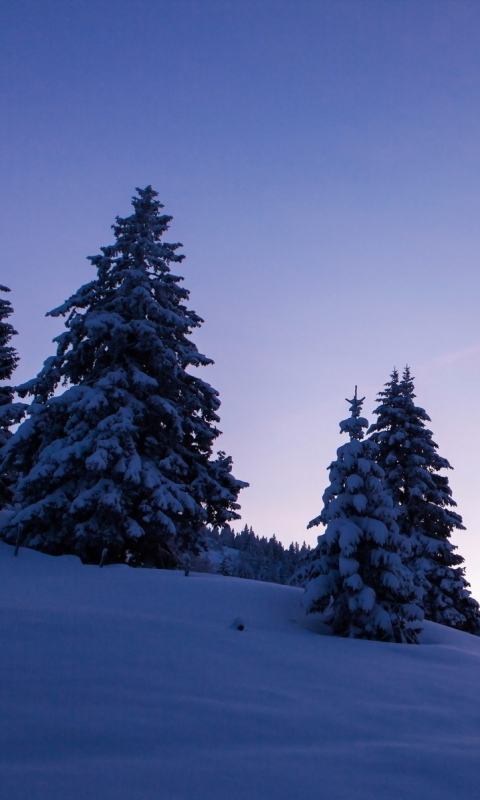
[233,617,245,631]
[183,553,191,577]
[14,524,22,557]
[99,548,109,568]
[0,187,247,567]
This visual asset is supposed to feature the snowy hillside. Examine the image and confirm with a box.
[1,543,480,800]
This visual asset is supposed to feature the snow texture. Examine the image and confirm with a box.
[0,542,479,800]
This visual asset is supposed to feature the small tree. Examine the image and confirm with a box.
[368,367,479,633]
[301,389,423,643]
[219,553,234,576]
[0,286,27,506]
[0,187,247,566]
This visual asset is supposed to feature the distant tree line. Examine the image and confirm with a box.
[200,524,311,584]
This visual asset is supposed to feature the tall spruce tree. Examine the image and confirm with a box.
[300,389,423,643]
[368,367,479,633]
[0,286,27,505]
[0,187,247,566]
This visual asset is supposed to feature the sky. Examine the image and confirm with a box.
[2,0,480,592]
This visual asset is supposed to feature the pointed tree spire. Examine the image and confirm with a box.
[299,389,423,643]
[0,187,247,565]
[339,386,367,441]
[368,367,479,633]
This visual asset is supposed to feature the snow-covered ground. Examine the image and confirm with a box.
[1,543,480,800]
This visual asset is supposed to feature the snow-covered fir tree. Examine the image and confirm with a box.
[0,286,27,506]
[368,367,479,633]
[300,389,423,643]
[0,187,247,566]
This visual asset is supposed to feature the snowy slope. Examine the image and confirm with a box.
[1,543,480,800]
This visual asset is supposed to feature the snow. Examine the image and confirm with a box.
[1,542,480,799]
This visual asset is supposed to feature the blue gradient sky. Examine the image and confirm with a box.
[2,1,480,591]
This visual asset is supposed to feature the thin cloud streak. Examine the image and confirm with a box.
[421,344,480,372]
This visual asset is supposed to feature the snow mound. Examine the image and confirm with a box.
[1,542,480,800]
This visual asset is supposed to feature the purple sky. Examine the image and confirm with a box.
[2,1,480,592]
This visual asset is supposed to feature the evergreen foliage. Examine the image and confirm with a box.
[206,524,310,584]
[219,552,234,576]
[0,286,27,506]
[368,367,480,633]
[300,389,423,643]
[0,187,247,566]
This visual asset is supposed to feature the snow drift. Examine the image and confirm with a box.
[1,542,479,800]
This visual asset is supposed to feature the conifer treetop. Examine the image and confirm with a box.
[368,366,458,513]
[19,186,211,403]
[339,386,368,441]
